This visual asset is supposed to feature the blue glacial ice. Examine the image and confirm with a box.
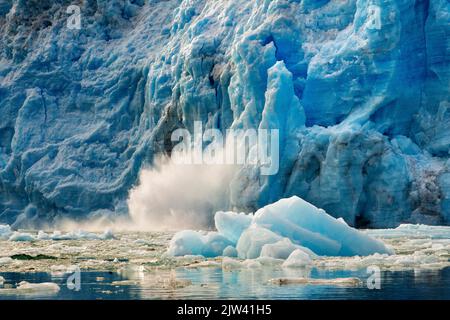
[282,249,314,268]
[167,196,393,258]
[0,0,449,228]
[214,211,253,244]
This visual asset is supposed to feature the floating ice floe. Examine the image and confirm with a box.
[0,281,60,296]
[16,281,60,293]
[0,257,13,266]
[268,277,362,287]
[8,232,36,242]
[168,196,392,260]
[0,228,116,242]
[366,224,450,239]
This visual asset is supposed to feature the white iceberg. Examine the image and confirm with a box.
[168,196,392,259]
[253,197,393,256]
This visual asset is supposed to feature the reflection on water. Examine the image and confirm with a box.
[1,267,450,300]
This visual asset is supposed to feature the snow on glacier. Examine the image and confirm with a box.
[0,0,449,228]
[167,196,393,258]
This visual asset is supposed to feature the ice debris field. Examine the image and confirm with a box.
[1,197,450,277]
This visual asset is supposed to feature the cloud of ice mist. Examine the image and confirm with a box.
[127,155,237,231]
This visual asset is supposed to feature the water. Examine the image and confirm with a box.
[1,267,450,300]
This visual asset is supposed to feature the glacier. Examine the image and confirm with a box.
[0,0,449,228]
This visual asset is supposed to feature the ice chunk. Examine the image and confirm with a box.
[0,225,12,240]
[268,277,362,287]
[167,230,205,257]
[169,196,391,259]
[215,211,253,244]
[202,233,233,257]
[222,257,243,270]
[37,230,51,240]
[8,232,36,242]
[0,276,4,286]
[282,249,313,268]
[222,246,238,257]
[253,197,392,256]
[0,257,13,266]
[236,227,282,259]
[260,238,317,260]
[16,281,60,293]
[167,231,232,258]
[100,229,115,240]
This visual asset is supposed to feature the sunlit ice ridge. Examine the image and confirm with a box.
[0,0,449,230]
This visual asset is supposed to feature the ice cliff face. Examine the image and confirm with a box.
[0,0,449,228]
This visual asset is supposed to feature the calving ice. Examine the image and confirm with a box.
[171,121,280,175]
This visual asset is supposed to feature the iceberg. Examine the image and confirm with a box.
[253,197,393,256]
[168,196,392,258]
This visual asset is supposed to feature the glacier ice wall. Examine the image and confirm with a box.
[0,0,449,228]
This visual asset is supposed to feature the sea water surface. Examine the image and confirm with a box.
[1,267,450,300]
